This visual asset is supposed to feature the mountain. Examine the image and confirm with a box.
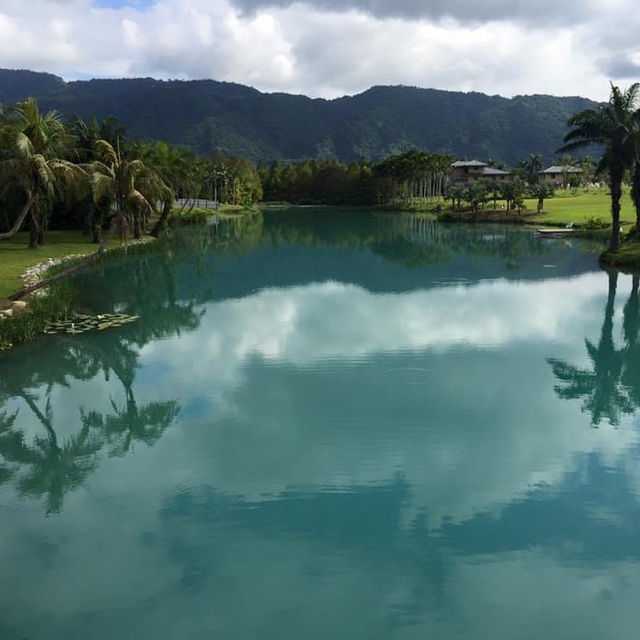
[0,68,599,165]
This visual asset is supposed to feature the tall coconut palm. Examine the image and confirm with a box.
[0,98,85,247]
[67,115,128,242]
[560,83,639,251]
[131,141,177,237]
[92,138,155,240]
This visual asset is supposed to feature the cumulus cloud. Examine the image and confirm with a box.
[0,0,637,100]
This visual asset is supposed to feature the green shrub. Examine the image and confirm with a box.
[0,281,78,351]
[168,207,215,226]
[583,216,609,230]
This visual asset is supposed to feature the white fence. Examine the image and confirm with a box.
[175,199,220,210]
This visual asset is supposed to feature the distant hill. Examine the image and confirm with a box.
[0,68,599,165]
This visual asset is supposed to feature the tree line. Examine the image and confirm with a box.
[5,86,640,265]
[0,99,265,247]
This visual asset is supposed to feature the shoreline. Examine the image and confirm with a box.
[1,236,156,314]
[0,236,157,352]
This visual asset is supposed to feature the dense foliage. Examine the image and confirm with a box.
[0,101,264,253]
[260,151,453,205]
[0,69,600,165]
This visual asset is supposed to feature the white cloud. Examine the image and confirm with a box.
[0,0,636,99]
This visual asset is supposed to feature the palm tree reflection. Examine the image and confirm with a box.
[0,307,198,513]
[548,271,640,426]
[0,338,180,513]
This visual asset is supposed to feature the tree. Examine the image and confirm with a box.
[529,182,554,213]
[9,139,155,300]
[581,155,595,184]
[67,115,126,243]
[464,179,489,215]
[92,139,155,240]
[0,98,86,247]
[446,183,465,211]
[519,153,543,184]
[561,83,639,251]
[130,140,176,238]
[500,178,525,214]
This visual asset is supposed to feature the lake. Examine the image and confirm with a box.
[1,209,639,639]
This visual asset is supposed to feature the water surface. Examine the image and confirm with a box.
[1,210,639,639]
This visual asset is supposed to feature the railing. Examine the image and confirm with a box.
[174,198,220,210]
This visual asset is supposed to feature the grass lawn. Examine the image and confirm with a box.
[0,230,114,300]
[526,190,635,226]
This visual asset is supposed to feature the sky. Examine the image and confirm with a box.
[0,0,638,99]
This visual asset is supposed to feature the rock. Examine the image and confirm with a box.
[1,309,14,318]
[12,301,27,310]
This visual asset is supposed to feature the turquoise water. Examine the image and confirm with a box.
[1,210,640,639]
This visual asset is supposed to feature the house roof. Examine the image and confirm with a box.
[482,167,510,175]
[541,165,583,174]
[451,160,488,168]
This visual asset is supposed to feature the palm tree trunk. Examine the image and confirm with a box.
[133,210,142,239]
[37,207,47,246]
[0,196,35,241]
[632,160,640,241]
[150,199,173,237]
[610,173,623,251]
[92,213,102,244]
[28,209,40,249]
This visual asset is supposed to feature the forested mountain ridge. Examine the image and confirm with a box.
[0,69,599,164]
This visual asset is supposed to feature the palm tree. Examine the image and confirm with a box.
[0,98,86,247]
[519,153,543,184]
[131,141,177,237]
[91,138,157,240]
[9,139,156,300]
[529,181,553,213]
[67,115,127,243]
[560,83,639,251]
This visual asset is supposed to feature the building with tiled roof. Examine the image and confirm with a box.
[450,160,510,184]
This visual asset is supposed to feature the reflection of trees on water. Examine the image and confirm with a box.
[256,209,551,269]
[549,272,640,426]
[0,388,102,514]
[0,257,203,512]
[0,410,19,484]
[75,244,204,338]
[0,336,183,513]
[371,219,551,268]
[81,396,179,458]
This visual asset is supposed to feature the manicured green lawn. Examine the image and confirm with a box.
[526,190,635,226]
[0,231,112,299]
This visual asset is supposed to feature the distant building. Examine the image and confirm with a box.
[450,160,510,184]
[540,165,583,186]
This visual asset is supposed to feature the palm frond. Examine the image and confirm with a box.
[92,172,116,202]
[94,139,118,166]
